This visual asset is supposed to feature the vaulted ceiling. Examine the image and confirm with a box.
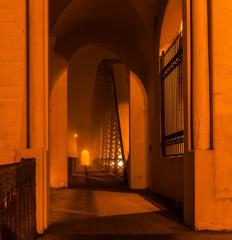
[49,0,167,83]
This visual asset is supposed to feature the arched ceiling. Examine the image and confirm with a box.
[53,1,142,38]
[49,0,72,32]
[49,0,166,83]
[50,0,163,36]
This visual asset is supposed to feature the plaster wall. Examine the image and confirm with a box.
[0,0,27,164]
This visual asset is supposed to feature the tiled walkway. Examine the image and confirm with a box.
[38,168,232,240]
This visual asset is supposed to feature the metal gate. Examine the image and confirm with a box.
[0,159,36,240]
[160,32,184,157]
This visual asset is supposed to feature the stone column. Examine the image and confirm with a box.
[191,0,210,149]
[29,0,49,234]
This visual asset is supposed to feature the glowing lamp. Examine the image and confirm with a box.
[118,160,123,167]
[74,133,78,138]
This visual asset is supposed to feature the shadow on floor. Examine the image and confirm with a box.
[40,168,220,240]
[47,210,189,235]
[38,233,232,240]
[69,169,129,193]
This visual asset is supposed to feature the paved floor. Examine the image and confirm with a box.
[38,168,232,240]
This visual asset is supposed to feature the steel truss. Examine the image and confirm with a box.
[92,60,125,177]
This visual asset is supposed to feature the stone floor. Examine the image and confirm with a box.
[38,168,232,240]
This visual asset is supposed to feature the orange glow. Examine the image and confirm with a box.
[4,0,232,233]
[179,20,183,34]
[81,150,90,166]
[130,71,148,189]
[160,0,182,52]
[118,160,123,168]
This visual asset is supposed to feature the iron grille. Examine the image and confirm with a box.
[0,159,36,240]
[160,32,184,157]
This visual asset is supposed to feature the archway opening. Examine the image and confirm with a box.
[46,0,188,236]
[81,150,90,166]
[48,43,154,234]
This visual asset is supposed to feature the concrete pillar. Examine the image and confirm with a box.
[29,0,49,234]
[130,72,148,189]
[183,0,213,229]
[50,67,68,189]
[191,0,210,149]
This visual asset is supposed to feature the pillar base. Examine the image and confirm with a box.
[184,150,215,230]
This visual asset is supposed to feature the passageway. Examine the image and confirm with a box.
[2,0,232,238]
[38,171,232,240]
[40,168,190,239]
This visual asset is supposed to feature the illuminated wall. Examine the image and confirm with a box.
[50,68,68,188]
[0,0,27,164]
[130,72,148,189]
[49,46,69,188]
[191,0,232,230]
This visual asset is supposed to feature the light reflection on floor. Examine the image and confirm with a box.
[50,189,162,218]
[45,169,189,237]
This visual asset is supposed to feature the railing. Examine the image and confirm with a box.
[0,159,36,240]
[160,32,184,157]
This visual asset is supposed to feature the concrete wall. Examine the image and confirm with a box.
[153,157,183,203]
[49,52,68,188]
[213,0,232,202]
[130,72,148,189]
[191,0,232,230]
[50,68,68,188]
[0,0,27,164]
